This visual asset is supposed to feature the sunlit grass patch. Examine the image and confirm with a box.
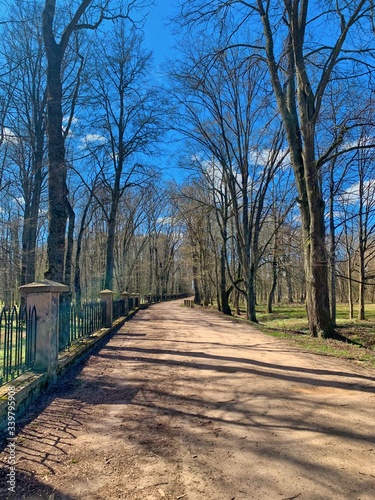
[256,303,309,331]
[231,301,375,368]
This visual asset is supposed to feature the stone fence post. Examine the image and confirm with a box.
[19,279,69,376]
[121,292,130,315]
[100,289,114,328]
[131,293,140,308]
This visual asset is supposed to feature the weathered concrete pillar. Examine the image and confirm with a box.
[146,294,152,304]
[100,289,114,328]
[121,292,130,315]
[131,293,140,308]
[19,280,69,375]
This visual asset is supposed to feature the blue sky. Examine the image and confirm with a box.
[142,1,186,181]
[143,0,177,67]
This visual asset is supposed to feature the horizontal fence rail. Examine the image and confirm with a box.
[0,305,37,385]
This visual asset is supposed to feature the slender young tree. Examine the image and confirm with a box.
[85,23,165,290]
[0,1,47,286]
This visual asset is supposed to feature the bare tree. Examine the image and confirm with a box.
[0,1,48,286]
[84,23,165,290]
[176,182,218,306]
[42,0,145,283]
[170,40,288,320]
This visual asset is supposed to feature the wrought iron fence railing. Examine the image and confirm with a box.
[0,292,189,385]
[0,305,37,385]
[59,300,107,352]
[113,298,125,321]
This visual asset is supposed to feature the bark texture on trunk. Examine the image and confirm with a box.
[42,0,92,284]
[44,50,67,283]
[267,253,277,314]
[259,0,335,337]
[220,246,231,315]
[43,0,68,283]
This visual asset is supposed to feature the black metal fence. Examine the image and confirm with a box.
[0,305,37,385]
[113,298,125,321]
[0,292,189,384]
[144,294,189,303]
[59,300,107,351]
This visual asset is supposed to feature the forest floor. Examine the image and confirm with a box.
[1,300,375,500]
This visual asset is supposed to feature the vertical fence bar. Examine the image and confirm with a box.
[0,304,38,385]
[25,306,37,369]
[13,306,22,379]
[4,308,12,382]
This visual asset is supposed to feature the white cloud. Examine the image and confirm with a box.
[81,133,106,143]
[342,179,375,205]
[78,134,107,149]
[2,127,18,145]
[63,116,78,125]
[249,147,290,169]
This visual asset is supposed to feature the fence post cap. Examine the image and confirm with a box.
[99,289,114,295]
[19,279,69,294]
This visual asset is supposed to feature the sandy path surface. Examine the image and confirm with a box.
[1,300,375,500]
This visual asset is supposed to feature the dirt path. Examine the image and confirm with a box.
[1,300,375,500]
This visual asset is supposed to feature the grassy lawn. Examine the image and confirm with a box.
[233,302,375,368]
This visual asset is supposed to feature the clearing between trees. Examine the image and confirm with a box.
[1,299,375,500]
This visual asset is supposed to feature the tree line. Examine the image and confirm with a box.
[1,0,375,339]
[0,0,191,307]
[171,0,375,338]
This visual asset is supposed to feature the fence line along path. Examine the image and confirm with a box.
[1,279,185,388]
[0,299,375,499]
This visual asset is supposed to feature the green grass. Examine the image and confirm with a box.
[231,302,375,368]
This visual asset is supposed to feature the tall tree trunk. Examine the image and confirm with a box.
[64,199,75,289]
[358,246,366,320]
[267,251,278,314]
[220,245,231,315]
[300,185,332,338]
[43,0,98,284]
[21,142,44,286]
[104,196,120,290]
[246,263,257,322]
[43,2,67,283]
[44,53,67,283]
[293,91,333,338]
[259,2,335,337]
[192,249,201,305]
[348,258,354,320]
[358,174,365,320]
[329,166,337,326]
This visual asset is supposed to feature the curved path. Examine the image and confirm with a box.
[1,300,375,499]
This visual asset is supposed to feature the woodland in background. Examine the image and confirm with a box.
[1,0,375,338]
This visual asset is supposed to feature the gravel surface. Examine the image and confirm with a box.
[1,300,375,500]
